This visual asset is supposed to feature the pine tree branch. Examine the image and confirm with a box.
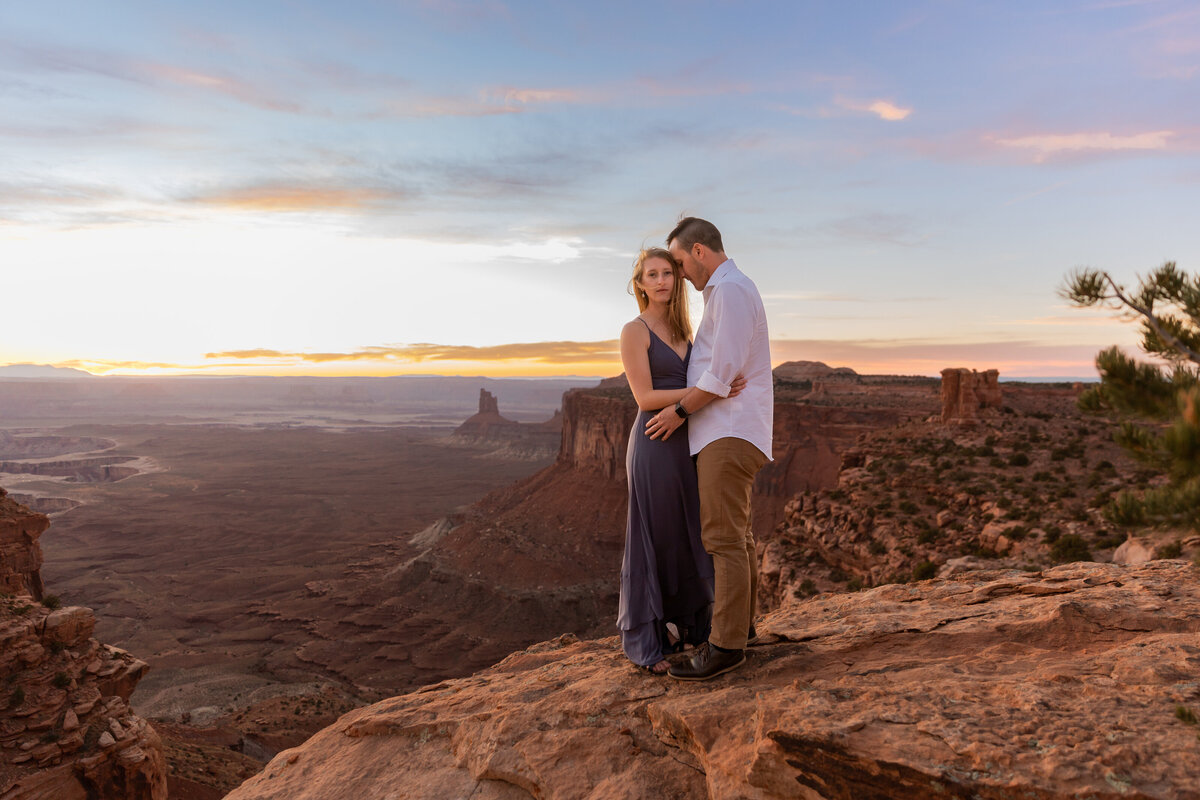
[1103,273,1200,367]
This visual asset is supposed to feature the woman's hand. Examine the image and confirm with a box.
[728,374,747,398]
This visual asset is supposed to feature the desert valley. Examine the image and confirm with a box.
[2,365,1199,799]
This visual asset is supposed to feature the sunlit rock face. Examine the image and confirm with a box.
[941,367,1002,424]
[226,561,1200,800]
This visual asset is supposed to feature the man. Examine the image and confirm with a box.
[645,216,773,681]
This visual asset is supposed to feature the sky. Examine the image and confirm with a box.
[2,0,1198,379]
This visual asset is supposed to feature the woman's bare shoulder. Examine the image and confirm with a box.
[620,317,650,341]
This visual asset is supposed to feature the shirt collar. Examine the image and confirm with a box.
[702,258,736,297]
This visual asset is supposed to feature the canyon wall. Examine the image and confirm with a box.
[0,489,167,799]
[0,490,45,600]
[558,386,638,478]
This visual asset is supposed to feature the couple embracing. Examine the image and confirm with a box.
[617,217,773,681]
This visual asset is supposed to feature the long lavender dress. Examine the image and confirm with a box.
[617,322,714,666]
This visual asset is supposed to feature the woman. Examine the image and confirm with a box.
[616,248,742,674]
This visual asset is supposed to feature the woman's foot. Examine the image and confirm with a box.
[639,659,670,675]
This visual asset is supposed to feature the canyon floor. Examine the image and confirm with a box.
[3,421,552,796]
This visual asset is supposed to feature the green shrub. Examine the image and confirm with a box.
[1176,705,1198,726]
[52,672,71,690]
[1156,540,1184,559]
[1107,490,1145,525]
[1050,534,1093,564]
[913,561,938,580]
[40,595,62,610]
[1004,526,1029,541]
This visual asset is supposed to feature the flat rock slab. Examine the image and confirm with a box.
[227,561,1200,800]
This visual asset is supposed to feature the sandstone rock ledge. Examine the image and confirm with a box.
[228,562,1200,800]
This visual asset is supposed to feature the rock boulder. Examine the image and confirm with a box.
[227,561,1200,800]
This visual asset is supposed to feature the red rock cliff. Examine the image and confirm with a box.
[558,387,638,479]
[0,490,167,800]
[0,489,46,600]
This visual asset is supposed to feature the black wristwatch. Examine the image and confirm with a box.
[674,401,689,419]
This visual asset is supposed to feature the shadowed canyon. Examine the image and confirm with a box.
[2,369,1198,799]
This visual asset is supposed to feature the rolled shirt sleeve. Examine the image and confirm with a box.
[694,282,756,398]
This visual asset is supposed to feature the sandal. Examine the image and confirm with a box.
[638,659,670,675]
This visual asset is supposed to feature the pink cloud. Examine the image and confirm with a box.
[835,96,913,121]
[991,130,1176,161]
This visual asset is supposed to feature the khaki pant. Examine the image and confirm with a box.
[696,437,767,650]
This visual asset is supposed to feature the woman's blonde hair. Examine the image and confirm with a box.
[629,247,692,345]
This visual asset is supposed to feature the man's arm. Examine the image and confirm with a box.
[644,385,718,441]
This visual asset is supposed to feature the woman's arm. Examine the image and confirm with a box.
[620,321,690,411]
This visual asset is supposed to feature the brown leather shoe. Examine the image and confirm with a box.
[668,642,745,681]
[747,623,759,646]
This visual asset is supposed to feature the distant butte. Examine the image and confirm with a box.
[451,388,561,458]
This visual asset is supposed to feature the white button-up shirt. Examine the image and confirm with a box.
[687,259,773,459]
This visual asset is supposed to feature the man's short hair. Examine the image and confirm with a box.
[667,217,724,254]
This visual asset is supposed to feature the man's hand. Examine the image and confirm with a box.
[645,408,685,441]
[729,373,746,398]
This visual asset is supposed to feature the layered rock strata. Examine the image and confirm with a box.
[0,490,166,799]
[0,601,166,799]
[227,561,1200,800]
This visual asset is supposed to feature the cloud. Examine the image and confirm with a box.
[57,336,1115,379]
[187,184,409,212]
[835,97,913,121]
[205,341,621,365]
[822,212,927,247]
[375,83,596,118]
[1,39,303,113]
[991,130,1176,161]
[0,181,123,207]
[0,117,194,142]
[138,62,303,112]
[485,86,587,106]
[56,359,198,373]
